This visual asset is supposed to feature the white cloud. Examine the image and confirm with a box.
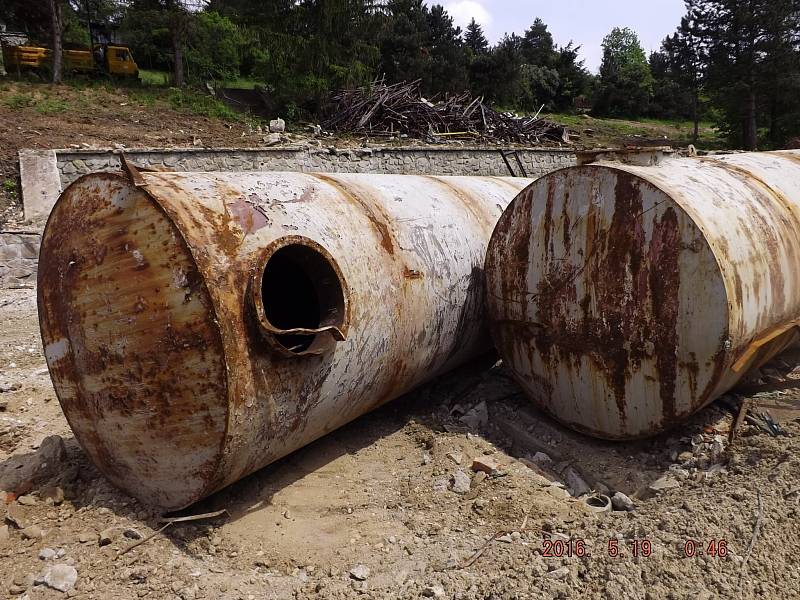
[442,0,493,30]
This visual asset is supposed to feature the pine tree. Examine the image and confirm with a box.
[464,18,488,54]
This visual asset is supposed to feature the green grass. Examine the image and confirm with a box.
[167,88,242,121]
[2,179,17,198]
[2,92,35,109]
[542,112,725,149]
[35,97,70,114]
[138,69,170,86]
[222,76,260,90]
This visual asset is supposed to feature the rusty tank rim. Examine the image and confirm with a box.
[38,171,231,508]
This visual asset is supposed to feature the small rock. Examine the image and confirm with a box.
[564,467,590,497]
[17,495,36,506]
[21,525,44,540]
[546,566,570,580]
[451,470,471,494]
[123,528,142,540]
[446,451,463,465]
[263,133,281,146]
[0,399,7,411]
[38,547,57,560]
[421,451,432,465]
[349,564,370,581]
[677,451,694,463]
[269,118,286,133]
[8,584,26,595]
[531,451,553,467]
[496,534,513,543]
[471,456,500,475]
[78,531,97,544]
[36,564,78,592]
[611,491,635,512]
[422,584,445,597]
[41,486,64,506]
[460,402,488,429]
[99,527,117,546]
[5,502,27,528]
[0,524,9,545]
[649,476,681,493]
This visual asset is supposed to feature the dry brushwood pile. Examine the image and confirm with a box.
[323,79,570,144]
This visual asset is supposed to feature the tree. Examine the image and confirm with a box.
[594,27,653,118]
[464,17,488,54]
[659,5,706,140]
[49,0,64,83]
[694,0,799,149]
[425,5,468,94]
[520,18,555,67]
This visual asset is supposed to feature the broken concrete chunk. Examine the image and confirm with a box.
[451,470,471,494]
[611,492,635,512]
[470,456,500,475]
[38,547,57,560]
[349,564,370,581]
[36,564,78,592]
[269,118,286,133]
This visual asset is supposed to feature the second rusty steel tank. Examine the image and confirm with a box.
[485,149,800,440]
[37,167,532,509]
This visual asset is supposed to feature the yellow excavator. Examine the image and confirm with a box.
[2,43,139,79]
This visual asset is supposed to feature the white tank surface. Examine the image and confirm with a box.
[485,149,800,439]
[38,167,532,509]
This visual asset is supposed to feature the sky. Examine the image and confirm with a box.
[429,0,687,73]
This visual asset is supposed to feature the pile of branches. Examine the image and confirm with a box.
[323,79,570,144]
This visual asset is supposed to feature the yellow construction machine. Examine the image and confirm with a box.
[2,44,139,79]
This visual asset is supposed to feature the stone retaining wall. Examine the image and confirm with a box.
[0,232,41,288]
[55,146,575,189]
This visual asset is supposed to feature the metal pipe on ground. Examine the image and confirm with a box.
[485,149,800,440]
[37,169,533,509]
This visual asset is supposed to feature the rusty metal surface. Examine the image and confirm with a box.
[38,170,532,509]
[485,150,800,440]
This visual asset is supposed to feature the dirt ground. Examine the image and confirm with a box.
[2,284,800,600]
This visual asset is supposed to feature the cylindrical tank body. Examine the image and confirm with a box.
[38,170,532,509]
[485,150,800,439]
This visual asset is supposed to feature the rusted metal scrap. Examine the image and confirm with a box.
[485,149,800,440]
[37,170,533,509]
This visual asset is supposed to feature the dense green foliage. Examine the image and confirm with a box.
[1,0,799,148]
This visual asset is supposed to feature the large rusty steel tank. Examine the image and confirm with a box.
[37,165,533,509]
[485,149,800,440]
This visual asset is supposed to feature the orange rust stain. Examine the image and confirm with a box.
[311,174,396,255]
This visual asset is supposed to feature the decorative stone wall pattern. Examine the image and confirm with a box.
[55,146,576,189]
[0,232,41,288]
